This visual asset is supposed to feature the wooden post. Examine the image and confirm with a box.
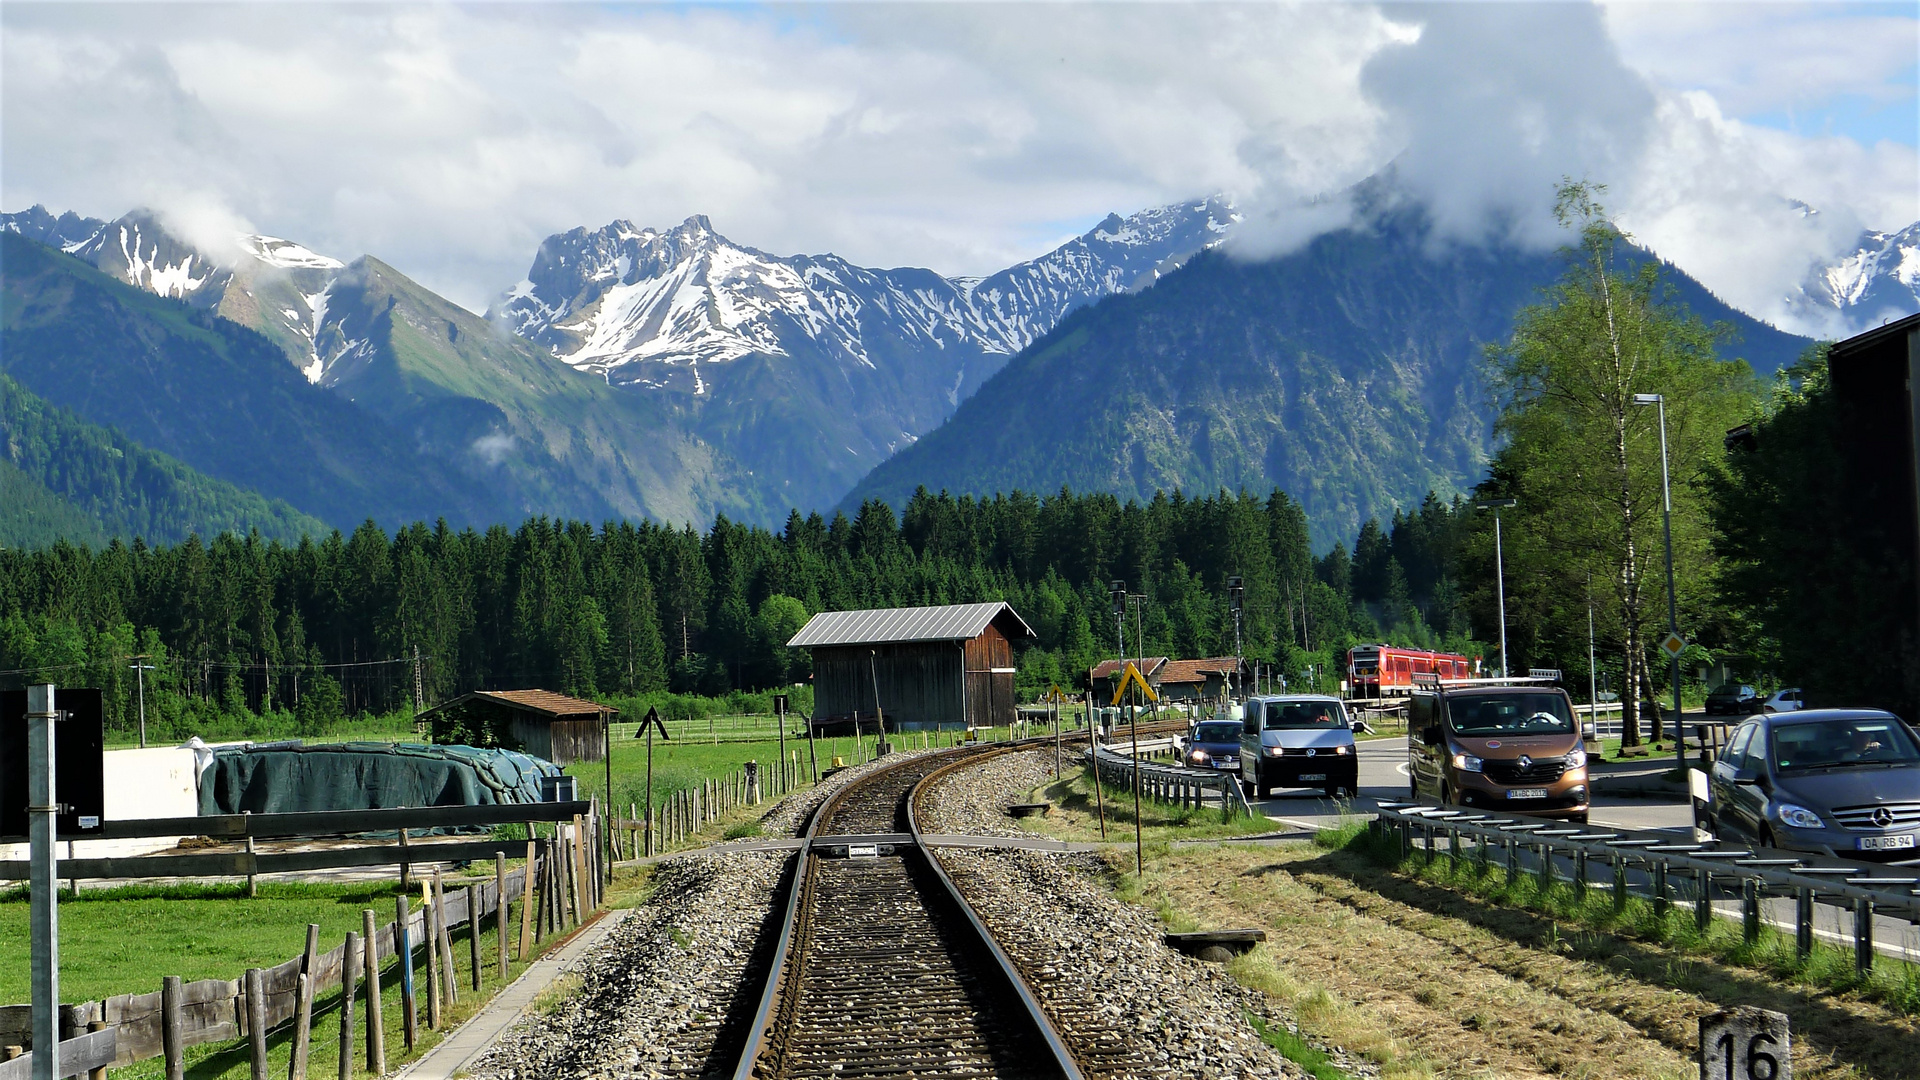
[337,932,359,1080]
[422,882,442,1029]
[162,975,184,1080]
[495,852,509,975]
[466,885,482,992]
[1855,896,1875,974]
[398,827,412,892]
[396,895,417,1051]
[432,872,458,1005]
[246,834,258,898]
[572,815,588,922]
[1796,886,1815,960]
[519,842,535,960]
[362,909,384,1074]
[288,972,313,1080]
[86,1019,107,1080]
[245,967,268,1080]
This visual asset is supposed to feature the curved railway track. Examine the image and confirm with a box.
[726,719,1191,1079]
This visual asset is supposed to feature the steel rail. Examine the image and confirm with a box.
[726,736,1096,1080]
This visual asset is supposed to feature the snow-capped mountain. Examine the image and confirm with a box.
[491,197,1237,396]
[1784,222,1920,337]
[1,206,346,377]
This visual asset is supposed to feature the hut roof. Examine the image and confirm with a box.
[418,689,613,721]
[1158,658,1244,685]
[787,601,1034,648]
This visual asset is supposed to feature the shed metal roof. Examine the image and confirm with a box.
[787,602,1034,648]
[417,689,613,720]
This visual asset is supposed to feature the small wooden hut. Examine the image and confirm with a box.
[419,689,613,765]
[788,602,1035,732]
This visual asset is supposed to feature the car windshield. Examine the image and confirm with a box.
[1708,686,1745,698]
[1771,718,1920,771]
[1446,693,1574,735]
[1263,701,1345,729]
[1193,722,1242,743]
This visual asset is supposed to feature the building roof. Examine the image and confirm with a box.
[1158,657,1245,685]
[787,601,1035,648]
[418,689,614,720]
[1088,657,1169,682]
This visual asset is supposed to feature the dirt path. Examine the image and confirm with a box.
[1144,843,1918,1080]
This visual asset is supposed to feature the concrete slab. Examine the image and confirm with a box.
[391,907,636,1080]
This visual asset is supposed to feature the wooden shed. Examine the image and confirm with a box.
[788,602,1035,733]
[419,689,613,766]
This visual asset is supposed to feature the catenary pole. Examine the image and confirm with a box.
[28,684,59,1080]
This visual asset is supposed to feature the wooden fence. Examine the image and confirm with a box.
[612,756,804,858]
[1,811,609,1078]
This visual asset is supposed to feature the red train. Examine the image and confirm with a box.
[1346,644,1475,697]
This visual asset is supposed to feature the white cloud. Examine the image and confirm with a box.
[1,1,1912,322]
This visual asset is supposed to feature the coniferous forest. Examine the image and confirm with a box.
[0,486,1492,739]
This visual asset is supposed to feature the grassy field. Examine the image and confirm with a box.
[0,863,565,1080]
[1115,828,1920,1080]
[1013,764,1280,846]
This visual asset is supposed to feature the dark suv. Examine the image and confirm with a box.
[1705,684,1761,716]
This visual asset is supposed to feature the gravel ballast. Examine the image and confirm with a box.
[470,852,783,1079]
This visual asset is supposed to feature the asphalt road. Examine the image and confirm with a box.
[1245,736,1695,835]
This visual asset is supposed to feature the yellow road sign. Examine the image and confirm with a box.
[1657,632,1687,660]
[1110,662,1160,706]
[1044,684,1069,704]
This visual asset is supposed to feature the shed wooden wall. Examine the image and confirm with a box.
[812,642,965,729]
[963,624,1016,730]
[507,715,604,766]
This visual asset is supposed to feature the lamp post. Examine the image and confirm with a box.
[1634,392,1686,777]
[1226,576,1244,700]
[129,657,154,748]
[1475,498,1518,678]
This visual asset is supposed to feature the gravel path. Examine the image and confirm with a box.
[470,852,783,1080]
[916,748,1062,837]
[756,748,941,836]
[922,747,1321,1080]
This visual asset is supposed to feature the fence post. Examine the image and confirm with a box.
[466,885,482,993]
[396,895,417,1051]
[432,873,457,1005]
[337,932,359,1080]
[288,972,313,1080]
[1795,886,1815,960]
[162,975,184,1080]
[1695,871,1713,934]
[245,967,268,1080]
[1504,836,1518,884]
[362,909,384,1074]
[1855,897,1875,975]
[1652,861,1669,919]
[422,882,442,1029]
[1572,847,1587,903]
[496,853,510,976]
[1535,843,1552,891]
[1740,879,1761,945]
[85,1018,106,1080]
[519,843,535,960]
[1613,854,1629,915]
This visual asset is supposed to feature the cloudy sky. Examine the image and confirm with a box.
[3,1,1915,328]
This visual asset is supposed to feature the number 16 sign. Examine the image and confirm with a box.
[1701,1006,1789,1080]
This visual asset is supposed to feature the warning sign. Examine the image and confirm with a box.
[1110,662,1160,706]
[1657,632,1688,660]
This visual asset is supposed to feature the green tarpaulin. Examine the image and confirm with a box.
[197,741,562,816]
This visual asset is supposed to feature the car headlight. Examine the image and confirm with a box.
[1335,744,1350,755]
[1451,752,1484,773]
[1565,748,1587,769]
[1188,750,1208,764]
[1776,804,1824,830]
[1264,745,1285,758]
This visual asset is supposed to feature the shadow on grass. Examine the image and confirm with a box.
[1278,836,1920,1080]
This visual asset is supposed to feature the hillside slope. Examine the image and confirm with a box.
[0,233,511,530]
[0,374,326,545]
[844,211,1814,543]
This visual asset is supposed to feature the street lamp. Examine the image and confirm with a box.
[1634,392,1686,777]
[1226,576,1244,700]
[1475,498,1518,678]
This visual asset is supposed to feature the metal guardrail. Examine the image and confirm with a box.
[1087,742,1255,819]
[1371,802,1920,971]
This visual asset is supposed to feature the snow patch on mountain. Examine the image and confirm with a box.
[1783,221,1920,337]
[239,234,345,271]
[491,197,1239,394]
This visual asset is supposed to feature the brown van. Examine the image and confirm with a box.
[1407,685,1590,823]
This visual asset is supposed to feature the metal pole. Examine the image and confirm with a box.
[1656,398,1684,776]
[28,684,59,1080]
[1494,511,1509,679]
[131,659,151,749]
[1588,591,1599,736]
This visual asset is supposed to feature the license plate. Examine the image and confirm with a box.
[1299,773,1326,782]
[1858,834,1916,851]
[1507,788,1549,800]
[1217,759,1237,769]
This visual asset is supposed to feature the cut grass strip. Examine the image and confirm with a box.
[1245,1011,1353,1080]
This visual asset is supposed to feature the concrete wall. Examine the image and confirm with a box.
[1,746,198,862]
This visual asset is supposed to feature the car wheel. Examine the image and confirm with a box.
[1323,783,1339,799]
[1758,826,1777,850]
[1439,782,1454,807]
[1569,812,1589,825]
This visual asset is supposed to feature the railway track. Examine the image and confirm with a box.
[727,746,1085,1080]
